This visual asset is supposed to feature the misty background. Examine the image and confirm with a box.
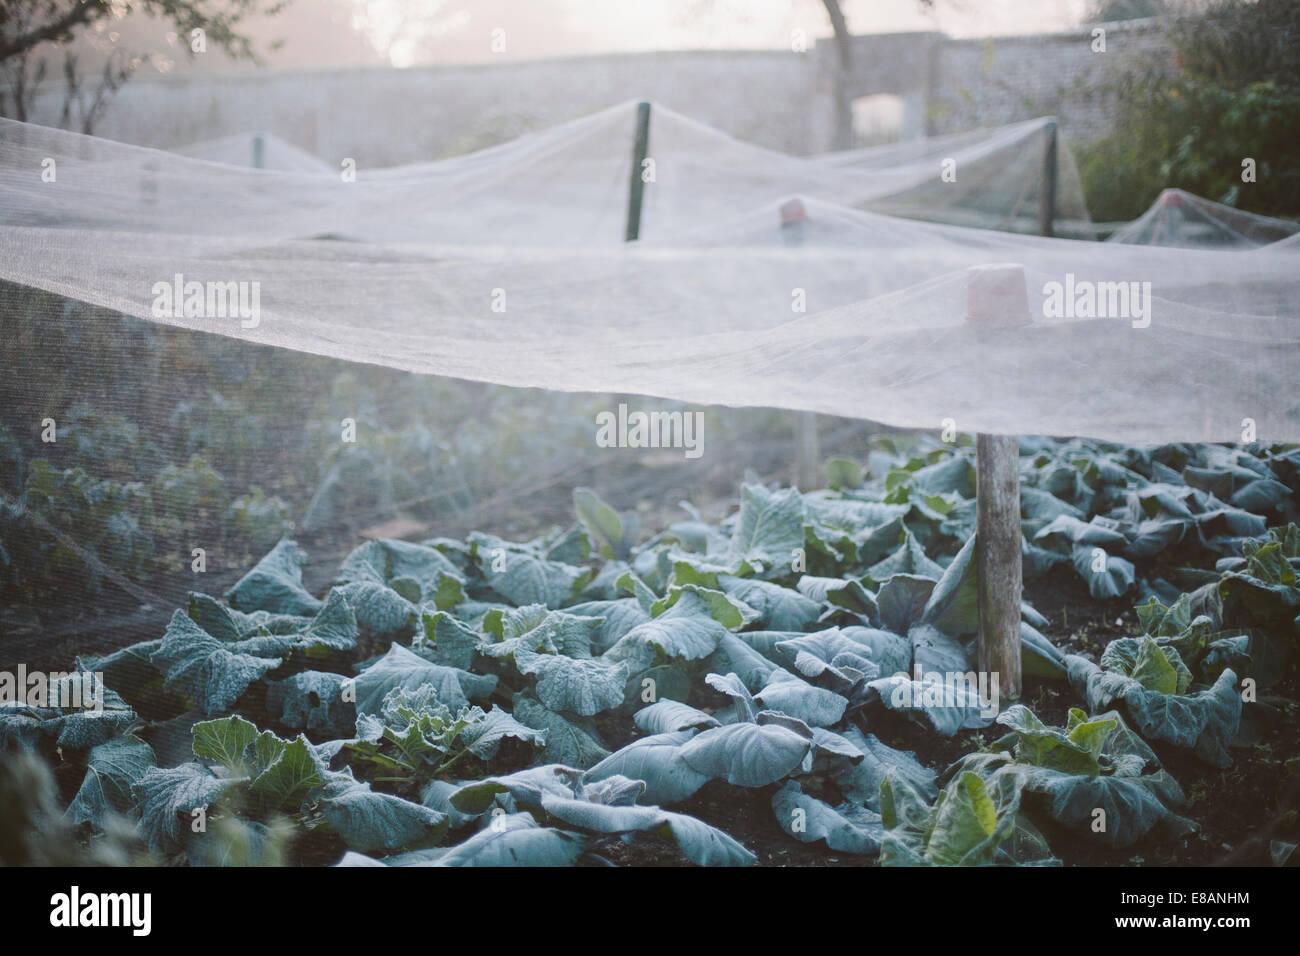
[38,1,1096,74]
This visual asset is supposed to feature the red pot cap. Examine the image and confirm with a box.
[780,198,808,226]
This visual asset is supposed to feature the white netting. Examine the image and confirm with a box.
[1107,188,1300,248]
[813,117,1092,236]
[2,102,1088,244]
[1,100,1297,444]
[172,131,336,175]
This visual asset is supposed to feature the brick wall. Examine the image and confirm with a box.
[20,19,1174,162]
[926,19,1174,140]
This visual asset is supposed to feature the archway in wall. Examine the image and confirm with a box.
[850,93,904,147]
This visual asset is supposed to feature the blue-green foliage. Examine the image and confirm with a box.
[7,436,1294,866]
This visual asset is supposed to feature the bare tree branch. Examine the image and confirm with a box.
[0,1,109,62]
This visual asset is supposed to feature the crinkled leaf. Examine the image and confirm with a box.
[353,642,497,715]
[1023,764,1191,848]
[266,670,354,736]
[150,610,281,717]
[514,649,628,716]
[877,574,937,634]
[459,706,546,759]
[67,734,156,829]
[727,484,805,574]
[337,538,464,606]
[297,588,360,651]
[754,671,848,727]
[910,622,968,675]
[565,599,652,653]
[248,734,324,810]
[771,781,882,855]
[679,722,810,787]
[226,539,322,615]
[448,765,585,814]
[633,699,720,735]
[336,581,419,634]
[882,770,1023,867]
[866,673,994,736]
[418,609,484,670]
[709,632,779,690]
[996,704,1112,776]
[420,779,480,829]
[1071,544,1136,600]
[1101,636,1192,695]
[605,605,726,669]
[650,584,758,630]
[866,531,945,584]
[796,575,878,620]
[477,545,593,609]
[1066,656,1242,767]
[704,671,757,722]
[921,534,979,635]
[133,763,230,853]
[436,814,586,867]
[842,626,911,677]
[833,728,937,810]
[540,793,754,866]
[1035,515,1129,552]
[77,639,164,701]
[585,732,710,806]
[512,694,610,769]
[191,714,259,771]
[716,575,820,631]
[319,769,448,853]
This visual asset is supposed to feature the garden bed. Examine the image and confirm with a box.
[4,433,1296,868]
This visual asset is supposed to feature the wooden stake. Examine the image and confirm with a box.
[1037,119,1057,239]
[780,199,819,488]
[967,121,1054,698]
[970,121,1056,694]
[796,411,820,489]
[976,432,1022,700]
[624,102,652,242]
[967,263,1032,703]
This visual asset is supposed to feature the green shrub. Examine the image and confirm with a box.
[1079,0,1300,222]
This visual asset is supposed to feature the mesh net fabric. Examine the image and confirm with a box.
[2,101,1090,243]
[813,117,1092,237]
[1107,188,1300,249]
[0,98,1297,450]
[172,131,337,175]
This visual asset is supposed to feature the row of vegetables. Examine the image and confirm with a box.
[3,436,1296,864]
